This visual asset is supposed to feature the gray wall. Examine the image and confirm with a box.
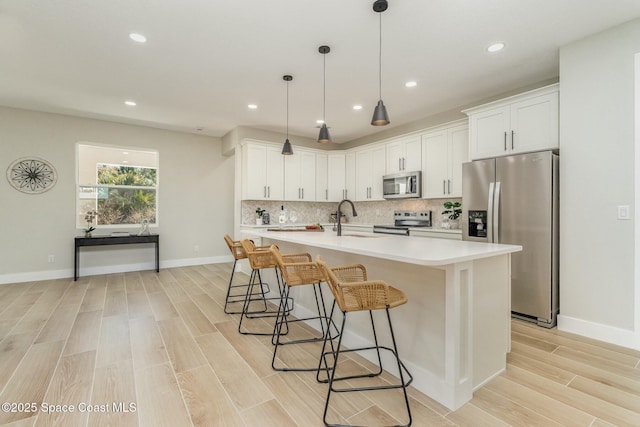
[559,19,639,334]
[0,107,234,283]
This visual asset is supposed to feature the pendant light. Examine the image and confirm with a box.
[281,75,294,155]
[371,0,390,126]
[318,45,331,144]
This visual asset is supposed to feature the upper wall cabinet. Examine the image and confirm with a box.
[464,84,559,160]
[316,153,328,202]
[284,148,316,201]
[345,152,356,201]
[327,153,346,202]
[422,122,469,198]
[386,135,422,173]
[241,142,284,200]
[355,144,386,201]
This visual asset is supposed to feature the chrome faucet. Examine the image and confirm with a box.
[336,199,358,236]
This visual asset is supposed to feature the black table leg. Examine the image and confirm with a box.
[155,238,160,272]
[74,243,79,281]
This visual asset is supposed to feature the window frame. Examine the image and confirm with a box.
[76,143,159,229]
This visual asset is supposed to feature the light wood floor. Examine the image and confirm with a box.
[0,264,639,426]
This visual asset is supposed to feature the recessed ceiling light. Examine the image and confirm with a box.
[487,42,505,53]
[316,119,325,124]
[353,105,363,110]
[248,104,258,110]
[129,33,147,43]
[124,100,137,106]
[405,81,417,88]
[122,160,129,164]
[122,151,129,155]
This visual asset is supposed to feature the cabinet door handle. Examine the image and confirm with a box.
[264,186,266,198]
[399,158,402,171]
[443,180,446,195]
[504,132,507,151]
[511,130,515,149]
[302,188,304,199]
[268,186,270,198]
[326,189,328,200]
[448,179,451,194]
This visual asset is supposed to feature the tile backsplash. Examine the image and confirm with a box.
[242,198,462,229]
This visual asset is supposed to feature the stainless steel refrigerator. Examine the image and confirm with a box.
[462,150,559,328]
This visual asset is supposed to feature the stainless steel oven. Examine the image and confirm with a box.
[373,210,432,236]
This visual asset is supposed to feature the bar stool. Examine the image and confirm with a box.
[316,256,413,427]
[238,239,293,337]
[269,245,337,374]
[223,235,270,314]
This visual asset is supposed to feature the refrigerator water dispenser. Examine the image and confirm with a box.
[468,210,487,238]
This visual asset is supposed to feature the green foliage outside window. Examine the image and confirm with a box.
[96,165,157,225]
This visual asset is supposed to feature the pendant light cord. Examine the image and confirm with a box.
[323,53,326,122]
[286,80,289,139]
[378,12,382,100]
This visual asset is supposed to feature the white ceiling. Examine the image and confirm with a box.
[1,0,640,144]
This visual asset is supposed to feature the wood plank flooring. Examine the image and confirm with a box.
[0,264,638,426]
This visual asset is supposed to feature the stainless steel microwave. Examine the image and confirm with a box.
[382,171,422,199]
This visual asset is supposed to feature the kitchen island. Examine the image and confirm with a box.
[241,229,521,410]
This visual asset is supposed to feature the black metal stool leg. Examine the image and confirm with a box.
[238,266,293,337]
[272,281,337,372]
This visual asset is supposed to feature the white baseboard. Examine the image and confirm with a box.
[0,255,234,285]
[558,314,640,350]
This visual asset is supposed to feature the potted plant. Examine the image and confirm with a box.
[255,207,265,225]
[84,209,97,237]
[442,201,462,229]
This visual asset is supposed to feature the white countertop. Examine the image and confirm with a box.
[241,229,521,267]
[241,223,462,234]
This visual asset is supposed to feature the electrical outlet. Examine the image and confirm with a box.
[48,255,55,263]
[194,245,200,252]
[618,205,631,220]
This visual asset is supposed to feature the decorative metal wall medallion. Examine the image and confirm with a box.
[6,157,58,194]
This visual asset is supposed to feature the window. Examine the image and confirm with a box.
[77,144,159,228]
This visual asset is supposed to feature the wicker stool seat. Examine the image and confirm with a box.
[269,245,338,375]
[238,239,294,337]
[316,256,413,427]
[223,235,271,314]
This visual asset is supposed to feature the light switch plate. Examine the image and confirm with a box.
[618,205,631,220]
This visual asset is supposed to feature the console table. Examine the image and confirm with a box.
[74,234,159,281]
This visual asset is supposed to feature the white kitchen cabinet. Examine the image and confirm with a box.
[386,135,422,174]
[316,153,328,201]
[241,142,284,200]
[422,122,469,198]
[345,152,356,201]
[327,153,346,202]
[355,145,386,201]
[284,149,316,201]
[464,84,559,160]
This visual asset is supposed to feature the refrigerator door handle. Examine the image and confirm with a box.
[487,182,495,243]
[493,181,501,243]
